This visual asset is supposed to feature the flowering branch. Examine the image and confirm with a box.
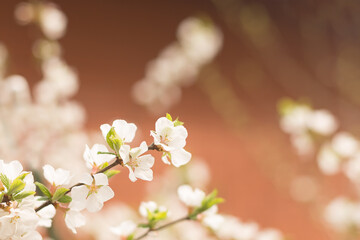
[34,143,160,212]
[134,215,190,240]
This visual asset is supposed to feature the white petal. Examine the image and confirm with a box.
[100,123,111,139]
[170,148,191,167]
[54,168,71,186]
[120,145,131,164]
[127,166,137,182]
[43,164,55,184]
[86,194,103,212]
[79,173,93,185]
[97,185,114,202]
[138,155,155,169]
[155,117,173,133]
[135,168,153,181]
[94,173,108,186]
[65,210,86,234]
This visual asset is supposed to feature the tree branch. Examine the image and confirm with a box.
[34,143,159,212]
[134,216,191,240]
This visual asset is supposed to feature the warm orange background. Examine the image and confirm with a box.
[2,1,360,239]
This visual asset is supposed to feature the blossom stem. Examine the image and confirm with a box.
[35,143,157,212]
[134,216,191,240]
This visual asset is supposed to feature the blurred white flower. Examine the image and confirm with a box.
[110,220,137,238]
[39,4,67,40]
[331,132,359,158]
[177,184,205,207]
[139,201,167,219]
[325,197,360,232]
[317,143,341,175]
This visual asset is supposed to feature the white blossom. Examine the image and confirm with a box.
[151,117,191,167]
[110,220,137,238]
[43,164,71,186]
[120,141,154,182]
[83,144,114,172]
[139,201,167,218]
[70,173,114,212]
[39,4,67,40]
[100,119,137,144]
[177,184,205,207]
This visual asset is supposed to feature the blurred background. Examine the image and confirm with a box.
[2,0,360,239]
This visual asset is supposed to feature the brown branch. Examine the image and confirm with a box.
[134,216,191,240]
[35,143,159,212]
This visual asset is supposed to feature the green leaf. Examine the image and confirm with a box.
[0,174,10,190]
[106,127,122,153]
[173,117,184,127]
[154,210,167,221]
[57,195,72,203]
[104,169,120,179]
[15,172,30,181]
[99,161,109,170]
[37,196,50,201]
[0,192,4,202]
[35,182,52,198]
[97,151,116,156]
[52,187,69,202]
[13,191,36,201]
[166,113,173,121]
[8,179,25,195]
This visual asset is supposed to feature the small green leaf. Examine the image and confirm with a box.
[52,187,69,202]
[166,113,172,121]
[173,117,184,127]
[57,195,72,203]
[13,191,36,201]
[37,196,50,201]
[0,192,4,202]
[8,179,25,195]
[104,169,120,179]
[97,151,116,156]
[15,172,30,181]
[154,210,167,221]
[99,162,109,170]
[35,182,52,198]
[0,174,10,190]
[106,127,122,153]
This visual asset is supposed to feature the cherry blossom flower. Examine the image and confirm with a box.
[70,173,114,213]
[100,119,137,144]
[120,141,154,182]
[139,201,167,219]
[36,202,56,228]
[177,184,205,207]
[43,164,71,186]
[83,144,114,172]
[151,116,191,167]
[0,198,41,240]
[110,220,137,239]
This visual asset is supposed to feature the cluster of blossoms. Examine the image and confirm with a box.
[0,2,89,175]
[132,16,223,113]
[0,1,286,239]
[278,98,338,156]
[279,98,360,237]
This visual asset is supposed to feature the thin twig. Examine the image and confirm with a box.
[35,143,158,212]
[134,216,191,240]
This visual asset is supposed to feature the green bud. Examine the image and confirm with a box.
[106,127,123,153]
[104,169,120,179]
[166,113,173,121]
